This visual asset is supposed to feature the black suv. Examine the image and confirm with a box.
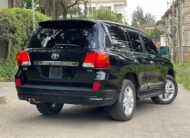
[15,20,178,121]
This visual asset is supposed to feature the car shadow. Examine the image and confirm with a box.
[15,99,158,124]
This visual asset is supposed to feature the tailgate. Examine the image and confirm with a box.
[22,48,96,87]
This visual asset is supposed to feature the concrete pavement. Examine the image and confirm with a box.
[0,82,190,138]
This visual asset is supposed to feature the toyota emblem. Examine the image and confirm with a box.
[51,53,59,60]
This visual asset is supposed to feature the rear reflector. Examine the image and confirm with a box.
[16,51,31,66]
[83,52,111,69]
[15,78,21,87]
[93,82,100,92]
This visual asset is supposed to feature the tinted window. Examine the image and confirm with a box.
[123,28,132,49]
[142,36,158,55]
[105,35,112,48]
[28,26,97,49]
[128,31,143,52]
[106,24,128,47]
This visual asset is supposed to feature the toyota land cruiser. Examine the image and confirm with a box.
[15,20,178,121]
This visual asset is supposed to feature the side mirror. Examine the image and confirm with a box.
[159,47,169,56]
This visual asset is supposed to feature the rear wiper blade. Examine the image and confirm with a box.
[55,44,79,47]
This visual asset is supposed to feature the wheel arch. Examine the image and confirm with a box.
[125,72,140,93]
[168,69,175,78]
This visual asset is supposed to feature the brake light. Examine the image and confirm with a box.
[16,51,31,66]
[15,78,21,87]
[83,52,96,68]
[83,52,111,69]
[93,82,100,92]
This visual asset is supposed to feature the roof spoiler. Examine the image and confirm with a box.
[39,20,96,29]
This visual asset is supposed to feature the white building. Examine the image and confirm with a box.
[84,0,127,22]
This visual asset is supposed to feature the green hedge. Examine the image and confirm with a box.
[175,62,190,90]
[90,8,123,23]
[0,8,49,81]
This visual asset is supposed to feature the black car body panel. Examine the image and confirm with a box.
[17,84,118,106]
[15,19,175,106]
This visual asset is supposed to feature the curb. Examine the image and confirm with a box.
[0,96,6,105]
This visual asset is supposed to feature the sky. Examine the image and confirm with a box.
[127,0,173,24]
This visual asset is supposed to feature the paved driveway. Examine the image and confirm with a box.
[0,82,190,138]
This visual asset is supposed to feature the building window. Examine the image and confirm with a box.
[114,4,123,11]
[100,6,111,10]
[92,7,96,11]
[117,14,122,18]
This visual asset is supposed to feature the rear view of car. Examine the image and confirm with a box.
[15,20,178,121]
[15,20,118,117]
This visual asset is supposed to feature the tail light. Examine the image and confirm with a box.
[93,82,100,92]
[83,52,111,69]
[15,78,21,87]
[16,51,31,66]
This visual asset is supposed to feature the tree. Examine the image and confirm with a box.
[60,0,83,19]
[68,6,82,18]
[144,13,156,25]
[132,6,145,27]
[147,28,164,42]
[8,0,23,8]
[132,6,155,27]
[9,0,86,20]
[44,0,56,19]
[22,0,45,13]
[83,0,88,17]
[90,8,123,23]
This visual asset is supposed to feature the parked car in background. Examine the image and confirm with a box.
[15,19,178,121]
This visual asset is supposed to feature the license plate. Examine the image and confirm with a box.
[49,67,62,79]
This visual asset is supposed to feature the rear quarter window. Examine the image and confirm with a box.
[104,23,130,50]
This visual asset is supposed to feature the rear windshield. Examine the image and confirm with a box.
[28,25,98,49]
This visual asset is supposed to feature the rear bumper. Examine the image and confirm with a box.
[16,84,118,106]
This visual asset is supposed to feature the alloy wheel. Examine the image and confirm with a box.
[159,80,175,101]
[123,86,135,116]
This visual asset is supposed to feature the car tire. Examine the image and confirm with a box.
[110,80,136,121]
[36,103,63,115]
[151,75,178,104]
